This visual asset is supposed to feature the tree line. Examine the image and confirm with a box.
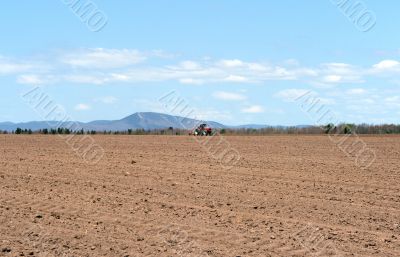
[2,127,187,135]
[220,123,400,135]
[3,123,400,135]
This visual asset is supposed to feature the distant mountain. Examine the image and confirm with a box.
[0,112,314,132]
[0,112,227,132]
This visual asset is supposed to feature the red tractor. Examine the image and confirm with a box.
[193,123,212,136]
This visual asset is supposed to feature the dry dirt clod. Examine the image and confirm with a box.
[2,247,11,253]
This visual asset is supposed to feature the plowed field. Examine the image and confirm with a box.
[1,135,399,256]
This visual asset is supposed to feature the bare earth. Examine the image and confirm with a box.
[1,135,399,257]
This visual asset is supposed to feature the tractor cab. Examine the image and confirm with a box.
[194,123,212,136]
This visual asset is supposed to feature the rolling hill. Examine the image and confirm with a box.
[0,112,227,132]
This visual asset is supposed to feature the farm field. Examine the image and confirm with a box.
[0,135,399,257]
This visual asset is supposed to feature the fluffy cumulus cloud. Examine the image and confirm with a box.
[193,108,233,122]
[224,75,248,82]
[0,56,39,75]
[17,75,45,84]
[371,60,400,73]
[323,75,342,83]
[318,63,364,83]
[178,78,204,85]
[384,96,400,103]
[60,48,147,69]
[242,105,264,113]
[273,85,400,123]
[2,48,400,88]
[212,91,247,101]
[346,88,367,95]
[218,59,245,68]
[95,96,118,104]
[75,103,91,111]
[275,89,311,102]
[241,105,264,113]
[179,61,201,70]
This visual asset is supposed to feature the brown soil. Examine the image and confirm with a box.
[0,135,399,257]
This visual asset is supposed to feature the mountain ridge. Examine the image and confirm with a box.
[0,112,227,131]
[0,112,312,131]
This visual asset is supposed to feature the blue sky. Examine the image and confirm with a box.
[1,1,400,125]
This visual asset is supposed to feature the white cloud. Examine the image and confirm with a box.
[369,60,400,83]
[346,88,367,95]
[241,105,264,113]
[323,75,342,83]
[319,63,363,83]
[224,75,248,82]
[212,91,247,101]
[5,49,400,88]
[17,75,44,84]
[193,108,233,122]
[219,59,245,68]
[179,61,201,70]
[61,48,146,69]
[75,103,91,111]
[179,78,204,85]
[322,63,355,74]
[361,98,375,104]
[372,60,400,71]
[0,57,35,75]
[65,75,109,85]
[277,88,336,106]
[247,63,268,71]
[309,81,336,89]
[96,96,117,104]
[383,96,400,107]
[110,73,130,81]
[283,59,300,66]
[275,89,311,102]
[384,96,400,103]
[319,98,336,105]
